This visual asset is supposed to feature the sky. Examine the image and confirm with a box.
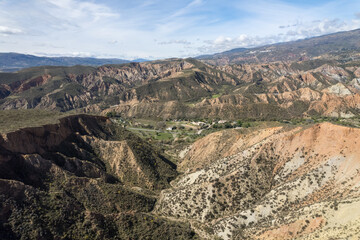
[0,0,360,60]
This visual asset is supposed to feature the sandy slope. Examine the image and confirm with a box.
[156,123,360,239]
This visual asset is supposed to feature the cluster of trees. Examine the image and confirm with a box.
[106,111,121,118]
[212,120,251,129]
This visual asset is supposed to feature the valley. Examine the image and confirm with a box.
[1,28,360,239]
[2,54,360,122]
[0,113,197,239]
[1,111,360,239]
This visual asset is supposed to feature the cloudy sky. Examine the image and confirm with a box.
[0,0,360,60]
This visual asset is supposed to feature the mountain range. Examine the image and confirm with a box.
[1,56,360,121]
[197,28,360,65]
[0,52,148,72]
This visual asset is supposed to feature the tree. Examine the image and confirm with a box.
[106,111,118,118]
[243,122,251,128]
[236,120,243,127]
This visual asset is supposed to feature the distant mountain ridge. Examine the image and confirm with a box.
[0,52,148,72]
[1,57,360,121]
[197,28,360,65]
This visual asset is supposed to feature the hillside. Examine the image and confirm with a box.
[1,36,360,238]
[0,114,197,239]
[1,113,360,239]
[156,122,360,239]
[104,58,360,120]
[2,1,360,239]
[0,53,133,72]
[198,28,360,65]
[1,56,360,120]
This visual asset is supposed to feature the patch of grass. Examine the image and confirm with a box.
[290,59,335,71]
[154,132,173,141]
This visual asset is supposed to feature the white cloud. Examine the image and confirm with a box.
[158,40,191,45]
[108,40,119,45]
[33,51,96,58]
[170,0,203,18]
[0,0,359,59]
[44,0,118,22]
[0,26,22,35]
[279,23,299,29]
[198,18,360,54]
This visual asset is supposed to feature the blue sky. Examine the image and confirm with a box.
[0,0,359,59]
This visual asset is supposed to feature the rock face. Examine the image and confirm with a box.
[156,123,360,239]
[0,114,177,190]
[2,57,360,120]
[0,60,195,111]
[104,59,360,120]
[178,127,282,172]
[0,115,197,240]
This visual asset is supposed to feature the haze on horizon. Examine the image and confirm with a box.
[0,0,360,60]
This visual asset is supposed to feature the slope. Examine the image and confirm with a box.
[198,28,360,65]
[156,123,360,239]
[0,52,131,72]
[1,57,360,121]
[0,114,197,239]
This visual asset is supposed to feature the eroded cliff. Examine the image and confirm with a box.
[156,123,360,239]
[0,115,196,239]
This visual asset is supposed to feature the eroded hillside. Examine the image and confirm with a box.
[2,57,360,121]
[2,28,360,240]
[156,123,360,239]
[104,59,360,120]
[0,115,197,239]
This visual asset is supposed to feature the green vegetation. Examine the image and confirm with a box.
[278,116,360,129]
[0,109,73,133]
[0,114,198,239]
[0,65,96,85]
[108,116,278,165]
[311,116,360,128]
[117,114,360,168]
[2,164,197,240]
[106,111,121,118]
[290,59,335,71]
[155,132,173,140]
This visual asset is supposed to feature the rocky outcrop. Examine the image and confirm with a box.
[0,59,195,111]
[102,59,360,120]
[0,114,177,189]
[0,115,198,240]
[179,127,283,172]
[1,58,360,120]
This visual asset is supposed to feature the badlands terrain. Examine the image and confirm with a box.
[0,30,360,122]
[1,113,360,239]
[1,29,360,239]
[0,114,197,239]
[157,122,360,239]
[1,57,360,122]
